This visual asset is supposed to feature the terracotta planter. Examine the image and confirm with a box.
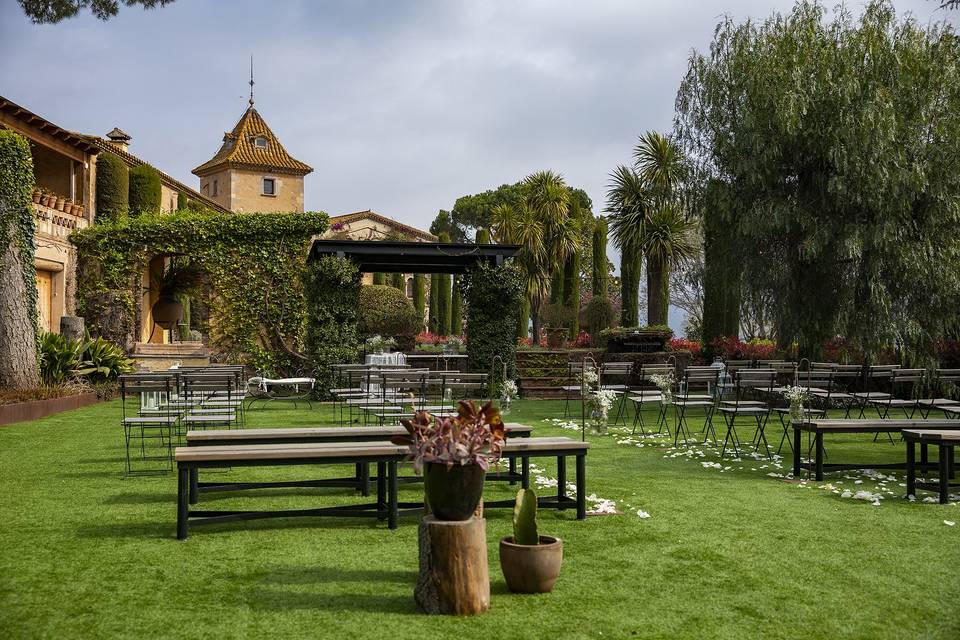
[55,197,65,211]
[545,327,568,349]
[424,462,485,521]
[41,195,54,207]
[499,536,564,593]
[32,191,41,204]
[151,296,183,330]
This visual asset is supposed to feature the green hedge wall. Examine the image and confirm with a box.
[464,261,524,388]
[94,152,129,223]
[304,255,360,396]
[128,165,161,217]
[70,210,329,374]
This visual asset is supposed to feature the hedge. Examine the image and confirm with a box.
[464,260,524,389]
[128,165,161,217]
[94,152,128,223]
[304,255,360,396]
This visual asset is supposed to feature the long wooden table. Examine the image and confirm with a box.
[186,423,532,496]
[904,429,960,504]
[792,419,960,480]
[174,436,589,539]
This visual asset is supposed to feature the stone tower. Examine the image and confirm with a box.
[192,103,312,213]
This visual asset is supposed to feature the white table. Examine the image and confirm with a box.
[365,352,407,367]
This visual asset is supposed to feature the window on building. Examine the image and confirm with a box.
[262,177,276,196]
[254,136,268,149]
[212,180,218,197]
[405,277,414,298]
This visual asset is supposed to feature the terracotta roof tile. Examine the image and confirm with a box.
[192,107,312,177]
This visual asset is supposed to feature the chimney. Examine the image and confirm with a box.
[105,127,132,153]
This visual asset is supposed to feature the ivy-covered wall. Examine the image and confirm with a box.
[463,261,524,389]
[70,210,329,375]
[303,255,361,396]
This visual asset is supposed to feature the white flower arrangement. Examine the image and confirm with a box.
[365,334,397,353]
[782,385,809,422]
[445,336,465,352]
[649,373,674,404]
[579,367,599,392]
[500,379,518,402]
[589,388,618,419]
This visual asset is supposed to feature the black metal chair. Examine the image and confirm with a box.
[716,369,776,458]
[120,374,178,476]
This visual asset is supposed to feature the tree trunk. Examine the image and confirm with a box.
[646,254,667,326]
[530,299,542,346]
[517,299,530,341]
[415,516,490,615]
[0,237,40,389]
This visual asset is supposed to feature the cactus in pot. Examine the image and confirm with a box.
[498,488,564,593]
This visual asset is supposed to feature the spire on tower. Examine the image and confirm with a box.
[248,55,255,107]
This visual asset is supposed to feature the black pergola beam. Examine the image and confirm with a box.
[308,239,519,274]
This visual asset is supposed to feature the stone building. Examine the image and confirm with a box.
[192,103,313,213]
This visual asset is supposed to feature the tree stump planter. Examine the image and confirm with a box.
[415,516,490,615]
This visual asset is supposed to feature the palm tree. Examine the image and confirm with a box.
[606,132,695,326]
[492,202,546,340]
[606,165,647,325]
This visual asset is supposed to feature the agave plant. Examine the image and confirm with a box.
[74,337,134,382]
[391,400,506,473]
[38,332,83,385]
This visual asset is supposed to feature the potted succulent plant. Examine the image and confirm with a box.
[392,400,505,521]
[499,488,564,593]
[151,261,201,331]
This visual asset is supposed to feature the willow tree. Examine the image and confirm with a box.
[675,0,960,356]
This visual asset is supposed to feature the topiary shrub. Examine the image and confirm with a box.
[358,284,421,351]
[128,165,161,216]
[94,152,128,223]
[177,191,188,210]
[585,295,615,336]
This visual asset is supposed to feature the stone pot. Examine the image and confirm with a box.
[499,535,564,593]
[151,296,183,330]
[545,327,568,349]
[424,462,485,521]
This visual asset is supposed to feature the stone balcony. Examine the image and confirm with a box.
[34,201,88,241]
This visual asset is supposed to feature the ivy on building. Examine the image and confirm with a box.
[70,210,329,375]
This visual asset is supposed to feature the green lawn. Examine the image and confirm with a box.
[1,399,958,639]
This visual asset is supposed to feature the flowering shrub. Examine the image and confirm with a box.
[669,338,702,357]
[710,335,776,360]
[391,400,505,473]
[573,331,592,348]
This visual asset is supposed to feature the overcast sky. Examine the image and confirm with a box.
[0,0,949,330]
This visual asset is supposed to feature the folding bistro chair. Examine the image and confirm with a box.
[850,364,898,418]
[630,363,673,436]
[600,361,633,425]
[917,369,960,418]
[870,368,924,419]
[120,374,178,476]
[716,369,776,458]
[673,366,721,445]
[772,367,829,455]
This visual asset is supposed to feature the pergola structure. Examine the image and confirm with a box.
[308,239,520,274]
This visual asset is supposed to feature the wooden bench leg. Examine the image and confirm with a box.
[815,432,824,481]
[906,439,916,497]
[360,463,370,497]
[521,457,530,489]
[793,426,801,477]
[388,460,399,529]
[920,442,928,468]
[556,455,567,511]
[376,461,387,521]
[940,445,950,505]
[508,457,517,485]
[189,467,199,505]
[177,465,189,541]
[576,454,586,520]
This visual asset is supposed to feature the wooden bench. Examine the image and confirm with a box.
[792,419,960,480]
[904,429,960,504]
[174,435,587,539]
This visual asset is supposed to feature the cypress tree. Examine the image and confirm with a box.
[620,246,642,326]
[390,272,405,290]
[412,273,426,328]
[429,273,439,333]
[564,253,581,340]
[437,232,452,335]
[372,273,386,286]
[177,191,188,211]
[592,218,608,297]
[450,275,462,335]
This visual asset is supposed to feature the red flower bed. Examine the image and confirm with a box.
[669,337,702,357]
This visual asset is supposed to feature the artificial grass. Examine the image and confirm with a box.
[1,399,958,639]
